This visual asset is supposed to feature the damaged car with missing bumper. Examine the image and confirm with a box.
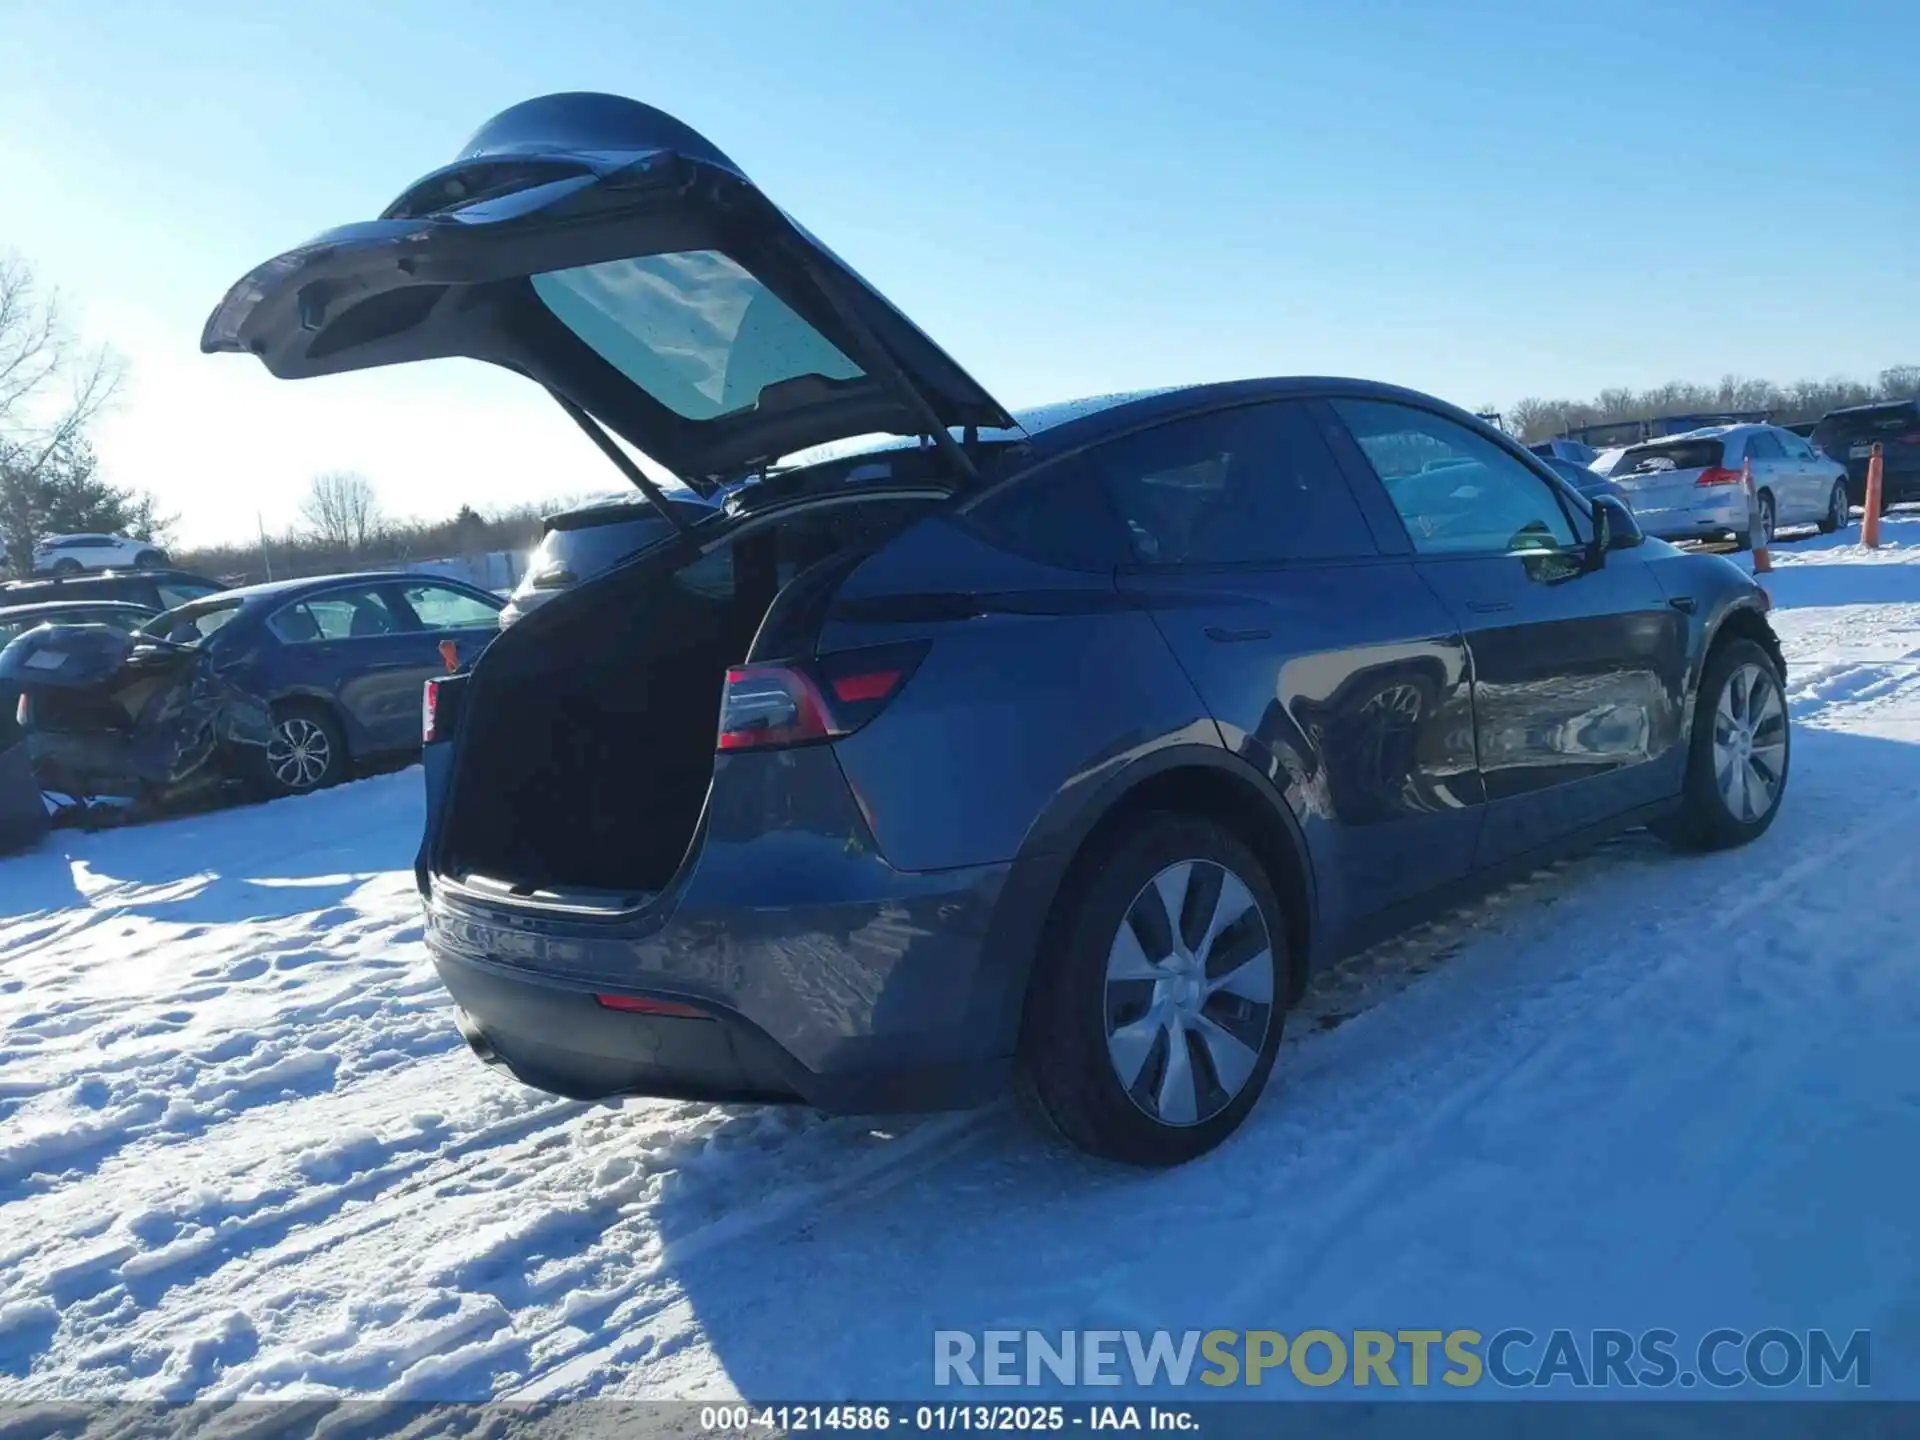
[202,92,1790,1166]
[2,613,275,824]
[4,574,506,822]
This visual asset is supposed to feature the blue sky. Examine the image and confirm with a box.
[3,0,1915,545]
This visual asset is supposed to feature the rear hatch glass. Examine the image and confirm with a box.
[525,510,680,590]
[1820,403,1912,437]
[1817,403,1920,442]
[1612,439,1724,479]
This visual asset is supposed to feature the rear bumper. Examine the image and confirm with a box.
[1630,492,1751,541]
[1845,462,1920,504]
[422,754,1033,1114]
[430,940,1012,1112]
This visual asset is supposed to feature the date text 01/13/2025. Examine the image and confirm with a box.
[697,1404,1200,1433]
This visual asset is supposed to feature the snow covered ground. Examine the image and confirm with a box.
[3,516,1919,1406]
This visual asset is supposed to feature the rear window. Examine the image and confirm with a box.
[1818,402,1920,439]
[146,600,244,644]
[1614,439,1724,476]
[524,512,679,589]
[531,251,865,423]
[155,579,221,609]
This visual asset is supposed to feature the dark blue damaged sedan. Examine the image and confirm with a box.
[202,93,1790,1165]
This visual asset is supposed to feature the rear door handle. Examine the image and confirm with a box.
[1204,626,1271,643]
[1464,599,1513,614]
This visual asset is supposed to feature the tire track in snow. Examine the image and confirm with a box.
[1213,781,1920,1320]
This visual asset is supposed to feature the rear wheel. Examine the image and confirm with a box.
[1653,637,1789,852]
[1755,489,1775,547]
[1020,814,1288,1166]
[1818,481,1849,535]
[51,557,82,576]
[265,704,347,796]
[133,549,165,569]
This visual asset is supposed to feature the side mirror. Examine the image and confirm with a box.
[1590,494,1642,559]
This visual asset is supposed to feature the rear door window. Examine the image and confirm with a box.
[1744,431,1785,461]
[1087,402,1380,566]
[269,587,408,643]
[397,582,503,630]
[963,458,1136,571]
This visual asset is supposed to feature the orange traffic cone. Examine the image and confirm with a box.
[1746,456,1773,574]
[1864,442,1885,550]
[438,638,461,673]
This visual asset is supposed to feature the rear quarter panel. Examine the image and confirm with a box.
[820,517,1220,874]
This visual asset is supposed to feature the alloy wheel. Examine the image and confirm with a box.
[1758,494,1775,547]
[268,717,333,790]
[1831,485,1849,530]
[1103,859,1275,1128]
[1711,663,1786,824]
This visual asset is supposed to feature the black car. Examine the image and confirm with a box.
[1812,399,1920,508]
[204,93,1790,1166]
[6,571,505,810]
[1539,455,1634,514]
[0,599,158,646]
[500,492,718,627]
[0,568,227,614]
[0,605,156,851]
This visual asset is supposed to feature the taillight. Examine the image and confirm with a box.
[716,642,929,753]
[422,677,466,746]
[594,993,709,1018]
[1695,465,1745,487]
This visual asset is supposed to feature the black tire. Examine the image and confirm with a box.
[51,557,83,576]
[1817,481,1849,535]
[133,549,166,569]
[1652,637,1789,853]
[1755,489,1775,548]
[1019,814,1289,1167]
[263,703,348,796]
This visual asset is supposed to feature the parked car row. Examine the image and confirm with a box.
[1539,397,1919,550]
[0,567,505,829]
[1604,423,1850,549]
[198,91,1797,1167]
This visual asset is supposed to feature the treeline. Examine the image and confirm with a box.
[169,497,581,586]
[1503,366,1920,445]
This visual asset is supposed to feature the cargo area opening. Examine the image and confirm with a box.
[435,491,945,902]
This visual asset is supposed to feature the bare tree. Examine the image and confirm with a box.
[299,470,383,554]
[0,254,148,573]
